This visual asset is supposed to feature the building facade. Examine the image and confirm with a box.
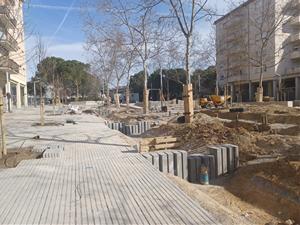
[215,0,300,102]
[0,0,27,110]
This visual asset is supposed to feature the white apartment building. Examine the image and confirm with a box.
[215,0,300,102]
[0,0,27,110]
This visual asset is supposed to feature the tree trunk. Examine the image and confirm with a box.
[115,81,120,109]
[106,82,110,106]
[143,60,149,114]
[185,36,191,85]
[126,84,130,111]
[76,81,79,101]
[256,65,264,102]
[216,74,219,95]
[183,35,194,123]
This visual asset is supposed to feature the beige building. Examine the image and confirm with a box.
[215,0,300,102]
[0,0,27,110]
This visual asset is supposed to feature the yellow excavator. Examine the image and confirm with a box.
[199,95,231,108]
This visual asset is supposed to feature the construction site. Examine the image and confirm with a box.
[0,0,299,224]
[1,97,299,225]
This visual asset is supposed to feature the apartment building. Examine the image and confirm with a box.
[215,0,300,102]
[0,0,27,110]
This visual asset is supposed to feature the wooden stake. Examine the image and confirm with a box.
[183,84,194,123]
[0,89,6,158]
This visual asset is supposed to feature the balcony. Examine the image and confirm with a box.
[290,50,300,59]
[0,57,19,74]
[226,47,245,57]
[287,33,300,43]
[289,16,300,27]
[226,33,244,43]
[0,31,18,51]
[224,15,246,30]
[0,5,17,29]
[287,66,300,74]
[227,62,247,70]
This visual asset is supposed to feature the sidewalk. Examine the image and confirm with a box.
[0,107,219,225]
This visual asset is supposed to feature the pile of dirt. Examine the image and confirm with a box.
[142,113,300,162]
[233,103,300,115]
[0,147,40,169]
[224,159,300,223]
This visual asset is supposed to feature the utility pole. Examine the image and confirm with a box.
[0,88,6,159]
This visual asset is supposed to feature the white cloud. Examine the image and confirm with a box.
[25,36,87,80]
[29,4,82,11]
[48,42,87,62]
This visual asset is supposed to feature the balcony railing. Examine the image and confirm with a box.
[287,66,300,74]
[0,57,19,74]
[0,5,17,28]
[0,31,18,51]
[290,50,300,59]
[287,33,300,43]
[226,47,245,56]
[289,16,300,26]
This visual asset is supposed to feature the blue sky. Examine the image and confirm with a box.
[23,0,232,79]
[24,0,87,77]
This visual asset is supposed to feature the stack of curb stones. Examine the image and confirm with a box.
[107,121,151,136]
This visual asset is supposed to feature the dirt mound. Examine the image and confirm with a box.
[224,159,300,223]
[142,113,300,162]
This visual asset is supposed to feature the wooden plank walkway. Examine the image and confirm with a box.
[0,110,220,225]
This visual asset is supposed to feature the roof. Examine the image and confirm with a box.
[214,0,255,25]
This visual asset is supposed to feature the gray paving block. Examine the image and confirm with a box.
[140,121,144,133]
[188,156,198,183]
[208,146,223,177]
[125,125,131,135]
[221,144,239,170]
[222,144,235,173]
[205,155,216,181]
[158,152,168,173]
[164,151,174,175]
[178,150,188,180]
[142,153,153,163]
[150,152,159,169]
[188,154,204,183]
[220,146,228,174]
[129,125,133,135]
[173,151,183,179]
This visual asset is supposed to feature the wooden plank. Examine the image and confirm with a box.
[140,138,155,145]
[154,136,179,144]
[153,142,181,150]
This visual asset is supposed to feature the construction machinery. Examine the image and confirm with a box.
[199,95,231,108]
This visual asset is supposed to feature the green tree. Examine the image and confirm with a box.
[192,66,216,98]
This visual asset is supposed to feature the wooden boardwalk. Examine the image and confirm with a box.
[0,110,220,225]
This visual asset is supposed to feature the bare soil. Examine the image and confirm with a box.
[108,103,300,224]
[0,147,41,169]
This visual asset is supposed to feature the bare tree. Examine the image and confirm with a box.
[83,0,165,114]
[163,0,214,122]
[123,46,137,111]
[224,0,294,102]
[247,0,294,102]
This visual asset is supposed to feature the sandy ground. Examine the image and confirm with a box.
[169,175,281,225]
[101,102,300,225]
